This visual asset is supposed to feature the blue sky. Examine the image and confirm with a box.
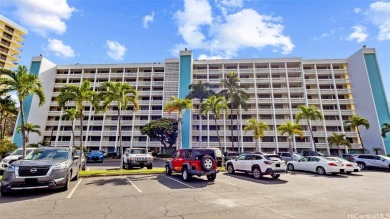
[1,0,389,96]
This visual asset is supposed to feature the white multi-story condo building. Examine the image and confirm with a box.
[12,48,390,155]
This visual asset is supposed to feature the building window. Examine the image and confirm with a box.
[243,137,253,142]
[139,136,147,141]
[88,136,101,141]
[109,136,116,141]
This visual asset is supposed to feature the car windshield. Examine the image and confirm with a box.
[89,151,102,156]
[24,149,69,160]
[378,155,389,160]
[130,149,147,154]
[10,149,33,156]
[265,155,283,161]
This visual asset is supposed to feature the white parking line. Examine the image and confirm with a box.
[66,178,82,199]
[216,179,236,186]
[125,177,142,193]
[163,176,195,188]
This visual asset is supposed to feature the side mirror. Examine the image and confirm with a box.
[73,155,80,160]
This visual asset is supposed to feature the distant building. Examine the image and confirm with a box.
[13,48,390,155]
[0,14,27,69]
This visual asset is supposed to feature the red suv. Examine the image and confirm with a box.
[165,149,218,182]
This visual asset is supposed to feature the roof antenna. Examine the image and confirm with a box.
[362,45,366,48]
[185,48,187,51]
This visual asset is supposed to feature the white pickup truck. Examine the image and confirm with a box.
[123,148,153,169]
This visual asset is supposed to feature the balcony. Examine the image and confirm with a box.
[55,74,69,79]
[83,73,95,79]
[305,79,317,84]
[239,69,254,74]
[256,78,270,83]
[273,98,289,104]
[318,79,334,85]
[272,78,287,83]
[306,89,319,94]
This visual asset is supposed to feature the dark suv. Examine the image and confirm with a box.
[165,149,218,182]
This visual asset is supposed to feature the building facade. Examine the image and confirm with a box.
[0,15,27,69]
[12,48,390,155]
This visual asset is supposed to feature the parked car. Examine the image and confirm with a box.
[352,154,390,170]
[106,152,120,158]
[1,147,80,195]
[223,151,240,161]
[165,148,218,182]
[342,154,356,162]
[287,156,345,175]
[76,151,86,171]
[123,148,153,169]
[301,150,325,157]
[333,157,361,174]
[99,150,107,158]
[277,152,304,161]
[0,148,34,174]
[226,153,286,179]
[86,151,104,163]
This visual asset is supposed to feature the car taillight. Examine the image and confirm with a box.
[328,163,337,166]
[264,161,272,165]
[346,164,352,167]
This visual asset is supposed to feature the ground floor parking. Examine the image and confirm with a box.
[1,171,389,219]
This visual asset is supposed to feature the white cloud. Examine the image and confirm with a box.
[8,0,75,36]
[197,54,225,60]
[347,25,368,43]
[215,0,244,17]
[143,11,155,28]
[173,0,294,58]
[47,39,75,58]
[106,40,127,60]
[354,8,362,14]
[367,1,390,40]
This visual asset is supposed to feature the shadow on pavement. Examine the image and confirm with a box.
[287,170,349,178]
[0,188,65,203]
[221,172,288,184]
[157,174,214,189]
[84,177,130,186]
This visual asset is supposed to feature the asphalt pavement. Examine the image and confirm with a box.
[85,158,167,170]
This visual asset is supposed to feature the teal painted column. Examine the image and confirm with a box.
[13,61,42,147]
[364,54,390,154]
[179,51,192,149]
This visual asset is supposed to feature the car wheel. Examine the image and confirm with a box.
[82,164,86,171]
[165,165,172,176]
[287,164,295,171]
[316,167,326,175]
[201,155,214,171]
[61,172,71,191]
[271,174,280,179]
[207,173,216,181]
[227,164,235,174]
[252,167,262,179]
[1,187,10,196]
[72,170,79,181]
[182,168,192,182]
[123,162,129,170]
[357,162,366,170]
[147,164,153,169]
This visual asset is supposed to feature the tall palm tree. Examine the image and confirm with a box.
[382,123,390,138]
[163,96,193,150]
[327,133,351,157]
[0,66,45,156]
[219,72,248,151]
[0,95,18,139]
[57,80,97,157]
[99,82,139,169]
[186,81,215,147]
[278,121,303,160]
[200,95,229,151]
[344,115,370,154]
[295,105,323,151]
[231,92,249,152]
[17,122,41,144]
[62,108,81,148]
[244,119,269,153]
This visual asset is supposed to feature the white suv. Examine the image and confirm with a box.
[225,153,286,179]
[123,148,153,169]
[353,155,390,170]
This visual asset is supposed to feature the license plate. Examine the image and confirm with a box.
[276,164,280,167]
[25,178,38,185]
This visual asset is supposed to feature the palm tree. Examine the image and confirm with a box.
[186,81,215,147]
[57,80,97,157]
[219,72,248,151]
[372,147,383,155]
[344,115,370,154]
[382,123,390,138]
[244,119,269,152]
[0,96,18,139]
[231,92,249,153]
[17,122,42,144]
[99,82,139,169]
[278,121,303,160]
[327,133,351,157]
[163,96,193,150]
[62,108,81,148]
[295,105,323,151]
[0,66,45,156]
[200,96,229,151]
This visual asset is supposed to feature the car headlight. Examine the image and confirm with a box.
[6,165,15,173]
[54,162,67,170]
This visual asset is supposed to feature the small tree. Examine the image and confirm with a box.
[141,118,178,155]
[244,119,269,153]
[381,123,390,138]
[17,122,41,144]
[344,115,370,154]
[327,133,351,157]
[372,147,383,155]
[278,121,303,160]
[295,105,323,151]
[0,95,18,140]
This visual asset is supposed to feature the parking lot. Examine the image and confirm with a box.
[1,170,389,219]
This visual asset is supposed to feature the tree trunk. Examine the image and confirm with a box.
[255,138,259,152]
[288,137,294,161]
[199,97,203,148]
[79,109,84,159]
[337,144,342,157]
[357,129,365,154]
[19,100,27,157]
[71,119,75,148]
[177,115,182,150]
[214,116,222,152]
[118,106,123,169]
[1,116,8,139]
[236,108,240,153]
[230,99,234,151]
[307,120,317,151]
